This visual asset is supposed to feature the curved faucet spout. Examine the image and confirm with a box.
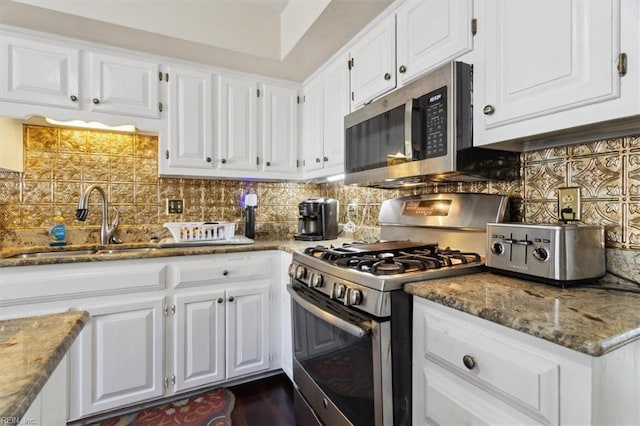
[76,184,119,245]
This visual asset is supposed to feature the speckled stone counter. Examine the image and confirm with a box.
[405,272,640,356]
[0,238,353,268]
[0,311,89,421]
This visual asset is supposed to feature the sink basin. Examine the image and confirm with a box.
[95,247,159,255]
[8,249,98,259]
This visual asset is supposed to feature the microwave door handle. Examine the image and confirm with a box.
[287,285,371,338]
[404,101,414,159]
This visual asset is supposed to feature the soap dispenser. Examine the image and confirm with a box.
[49,210,67,246]
[244,193,257,239]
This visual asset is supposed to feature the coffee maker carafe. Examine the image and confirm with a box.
[294,197,338,241]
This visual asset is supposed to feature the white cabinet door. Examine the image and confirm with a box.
[225,283,271,379]
[70,296,165,418]
[218,75,259,171]
[301,77,324,173]
[321,55,349,176]
[0,35,80,109]
[173,290,225,392]
[475,0,633,146]
[349,14,396,110]
[261,83,298,174]
[88,52,160,118]
[396,0,473,86]
[166,64,215,169]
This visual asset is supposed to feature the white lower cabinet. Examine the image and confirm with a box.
[413,297,640,426]
[70,296,166,420]
[172,281,271,392]
[23,354,69,426]
[1,251,285,422]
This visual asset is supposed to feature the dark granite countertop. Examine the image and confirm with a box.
[0,311,90,421]
[405,272,640,357]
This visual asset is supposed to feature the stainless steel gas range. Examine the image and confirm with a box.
[287,193,510,426]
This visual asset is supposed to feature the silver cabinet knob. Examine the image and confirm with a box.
[70,95,78,102]
[228,296,235,302]
[206,157,212,163]
[323,156,328,162]
[399,65,407,74]
[483,105,495,115]
[462,355,476,370]
[222,269,229,276]
[315,157,321,163]
[92,98,101,104]
[221,158,227,164]
[384,73,391,80]
[217,297,224,304]
[266,161,271,167]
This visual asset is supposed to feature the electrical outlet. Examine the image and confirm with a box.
[347,202,358,218]
[167,199,184,214]
[558,187,581,222]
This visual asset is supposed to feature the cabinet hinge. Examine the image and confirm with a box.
[269,290,273,302]
[158,71,163,81]
[159,102,163,112]
[256,156,260,166]
[471,18,477,36]
[269,352,274,363]
[166,150,170,160]
[164,304,175,315]
[351,92,354,101]
[297,95,300,104]
[163,376,169,387]
[257,88,261,97]
[618,53,627,77]
[348,58,354,70]
[296,159,300,168]
[171,375,176,385]
[165,72,169,82]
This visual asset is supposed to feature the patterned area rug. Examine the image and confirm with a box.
[98,388,235,426]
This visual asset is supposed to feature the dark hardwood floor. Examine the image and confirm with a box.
[229,374,296,426]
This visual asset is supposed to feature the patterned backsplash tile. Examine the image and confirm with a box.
[1,124,639,250]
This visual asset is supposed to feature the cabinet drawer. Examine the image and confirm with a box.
[168,253,272,288]
[416,306,559,425]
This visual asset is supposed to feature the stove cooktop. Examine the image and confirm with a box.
[294,241,486,292]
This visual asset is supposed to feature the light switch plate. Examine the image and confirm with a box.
[167,199,184,214]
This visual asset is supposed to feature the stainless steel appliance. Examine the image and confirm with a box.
[294,197,339,241]
[288,193,509,426]
[486,222,606,285]
[344,61,520,188]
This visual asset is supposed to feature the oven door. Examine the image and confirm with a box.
[287,282,392,426]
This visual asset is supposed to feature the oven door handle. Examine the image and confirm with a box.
[287,285,371,338]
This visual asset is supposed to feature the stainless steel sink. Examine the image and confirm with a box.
[8,249,99,259]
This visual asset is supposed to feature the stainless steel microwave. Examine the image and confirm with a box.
[344,61,519,188]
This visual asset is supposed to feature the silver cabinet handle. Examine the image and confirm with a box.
[483,105,495,115]
[217,297,224,304]
[221,158,227,164]
[222,270,229,276]
[266,161,271,167]
[287,285,370,338]
[399,65,407,74]
[70,95,78,102]
[323,156,328,162]
[206,157,212,163]
[384,73,391,80]
[315,157,321,163]
[228,296,235,302]
[92,98,101,104]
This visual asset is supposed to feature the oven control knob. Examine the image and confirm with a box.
[310,273,323,288]
[490,242,504,255]
[348,289,363,306]
[335,284,346,298]
[295,265,307,280]
[288,263,297,277]
[532,247,549,262]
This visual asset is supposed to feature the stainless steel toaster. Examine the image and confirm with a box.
[486,222,606,284]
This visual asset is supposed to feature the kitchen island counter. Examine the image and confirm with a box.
[405,272,640,356]
[0,310,89,421]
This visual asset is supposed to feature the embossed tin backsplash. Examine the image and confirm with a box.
[0,125,639,249]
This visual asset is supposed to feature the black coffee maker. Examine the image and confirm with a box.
[294,197,339,241]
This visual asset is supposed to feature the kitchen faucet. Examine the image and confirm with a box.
[76,184,120,245]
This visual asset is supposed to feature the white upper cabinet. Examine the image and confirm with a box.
[474,0,639,147]
[260,83,298,174]
[165,64,215,170]
[349,14,396,110]
[396,0,473,86]
[301,53,349,178]
[88,52,160,119]
[0,34,80,109]
[218,75,259,172]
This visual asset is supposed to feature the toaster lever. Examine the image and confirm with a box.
[515,239,533,246]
